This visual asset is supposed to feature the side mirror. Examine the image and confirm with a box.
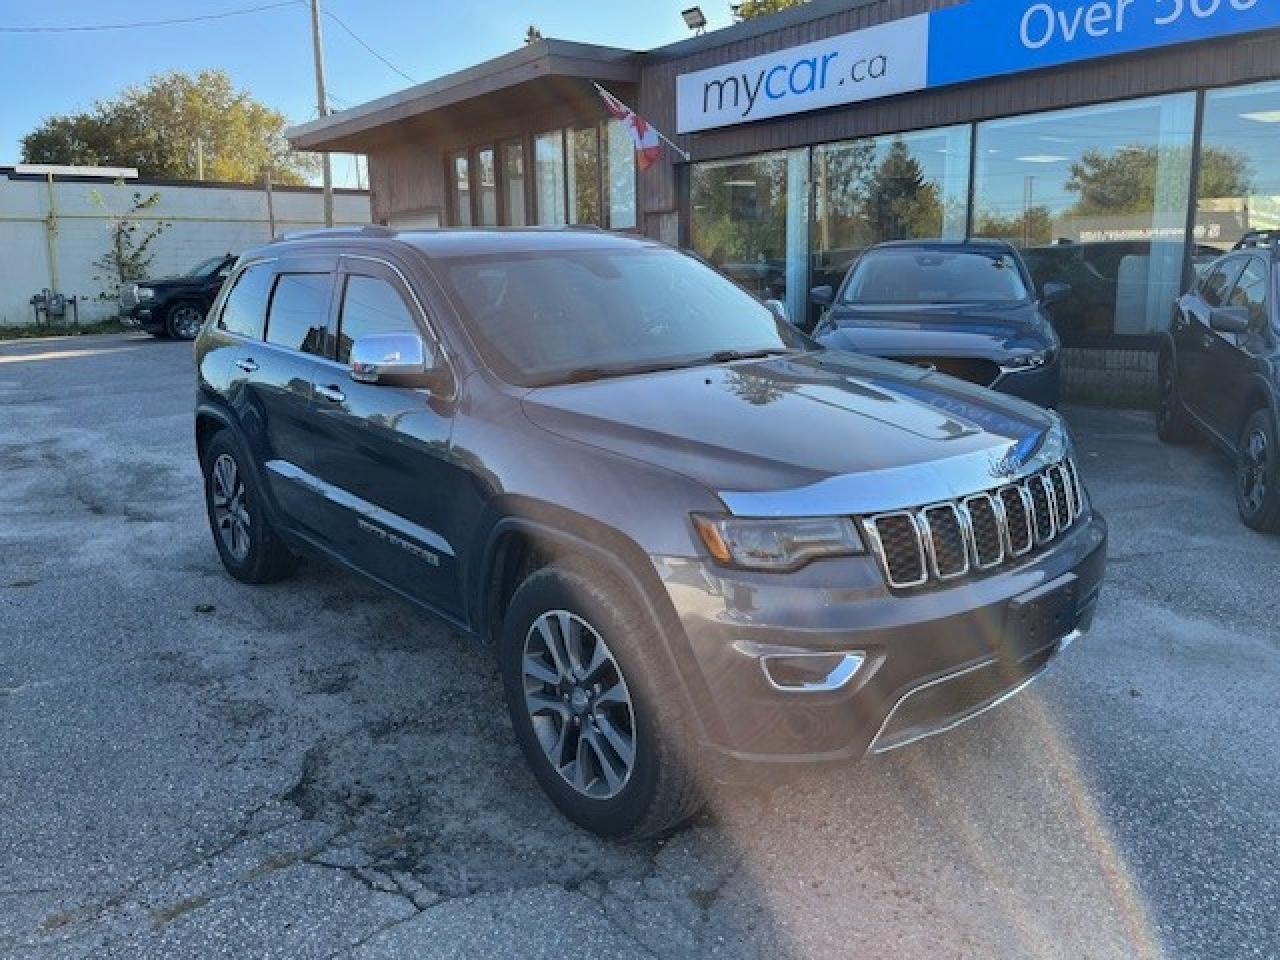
[1210,306,1251,334]
[810,285,834,308]
[763,299,788,325]
[349,332,447,389]
[1041,281,1071,305]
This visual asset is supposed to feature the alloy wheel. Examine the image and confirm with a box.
[521,610,636,800]
[210,453,251,562]
[1239,427,1269,516]
[170,305,204,339]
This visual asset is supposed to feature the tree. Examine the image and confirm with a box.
[859,139,942,242]
[89,188,170,305]
[1066,144,1250,216]
[736,0,809,18]
[22,70,315,185]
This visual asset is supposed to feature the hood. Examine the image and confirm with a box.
[817,303,1049,360]
[521,351,1059,510]
[140,275,209,289]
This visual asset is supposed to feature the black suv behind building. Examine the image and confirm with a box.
[195,227,1107,837]
[124,253,235,339]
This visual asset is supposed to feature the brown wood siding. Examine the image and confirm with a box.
[638,0,1280,215]
[365,78,637,223]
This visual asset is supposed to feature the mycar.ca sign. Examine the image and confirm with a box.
[676,0,1280,133]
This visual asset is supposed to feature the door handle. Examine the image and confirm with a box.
[234,357,259,373]
[316,384,346,404]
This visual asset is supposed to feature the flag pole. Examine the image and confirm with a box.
[592,82,692,162]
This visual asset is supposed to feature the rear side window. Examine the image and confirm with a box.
[337,275,418,364]
[218,263,273,339]
[266,273,331,355]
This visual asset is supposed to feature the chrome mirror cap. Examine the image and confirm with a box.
[349,332,429,384]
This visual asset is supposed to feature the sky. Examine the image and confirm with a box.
[0,0,737,187]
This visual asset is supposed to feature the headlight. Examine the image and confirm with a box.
[136,286,155,301]
[1003,347,1055,370]
[692,514,864,572]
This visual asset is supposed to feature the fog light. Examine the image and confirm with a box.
[761,651,864,693]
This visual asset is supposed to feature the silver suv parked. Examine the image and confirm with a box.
[194,227,1107,838]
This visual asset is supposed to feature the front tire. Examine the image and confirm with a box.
[203,431,299,583]
[1236,409,1280,532]
[499,559,704,838]
[166,301,206,340]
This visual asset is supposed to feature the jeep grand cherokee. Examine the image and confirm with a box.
[194,227,1107,838]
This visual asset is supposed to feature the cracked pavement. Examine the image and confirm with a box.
[2,333,1278,958]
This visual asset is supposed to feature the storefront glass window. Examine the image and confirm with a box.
[973,94,1196,342]
[811,125,971,307]
[567,127,602,226]
[450,151,471,226]
[691,148,810,325]
[476,147,498,226]
[1196,80,1280,258]
[503,140,527,226]
[603,119,637,230]
[534,131,566,226]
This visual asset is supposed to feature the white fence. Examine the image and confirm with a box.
[0,170,371,327]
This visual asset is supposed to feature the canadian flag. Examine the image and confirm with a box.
[596,85,664,171]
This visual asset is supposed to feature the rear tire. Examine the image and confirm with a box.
[1236,408,1280,532]
[1156,356,1196,444]
[202,430,299,583]
[499,558,704,838]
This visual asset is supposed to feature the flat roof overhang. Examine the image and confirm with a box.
[287,38,639,153]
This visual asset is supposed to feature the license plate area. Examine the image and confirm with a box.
[1002,573,1079,663]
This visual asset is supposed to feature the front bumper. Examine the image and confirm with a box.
[654,509,1106,764]
[125,304,162,331]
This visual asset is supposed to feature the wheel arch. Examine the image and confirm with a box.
[469,499,724,747]
[194,402,284,530]
[1235,376,1279,446]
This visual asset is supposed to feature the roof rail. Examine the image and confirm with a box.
[276,225,396,242]
[1233,229,1280,253]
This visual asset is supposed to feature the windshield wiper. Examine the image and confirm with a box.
[554,361,690,384]
[698,348,796,364]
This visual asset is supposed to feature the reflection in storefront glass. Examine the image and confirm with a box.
[1196,80,1280,257]
[503,140,526,227]
[534,131,566,226]
[450,151,472,227]
[477,148,498,226]
[811,125,971,320]
[568,127,602,226]
[691,152,793,315]
[603,119,637,230]
[973,94,1196,342]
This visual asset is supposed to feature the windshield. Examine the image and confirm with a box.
[185,256,228,278]
[440,247,803,386]
[842,249,1030,306]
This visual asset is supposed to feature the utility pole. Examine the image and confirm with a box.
[309,0,334,227]
[196,137,205,181]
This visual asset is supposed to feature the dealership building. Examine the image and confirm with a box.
[288,0,1280,401]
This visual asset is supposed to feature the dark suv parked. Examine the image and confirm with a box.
[195,227,1107,837]
[124,253,235,339]
[810,240,1065,408]
[1158,231,1280,530]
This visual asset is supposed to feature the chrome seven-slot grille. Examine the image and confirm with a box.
[863,459,1085,589]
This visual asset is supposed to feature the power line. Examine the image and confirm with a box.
[319,6,416,85]
[0,1,298,32]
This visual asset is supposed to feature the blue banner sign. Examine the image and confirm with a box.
[675,0,1280,133]
[928,0,1280,87]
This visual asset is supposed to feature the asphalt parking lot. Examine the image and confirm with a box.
[2,332,1278,960]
